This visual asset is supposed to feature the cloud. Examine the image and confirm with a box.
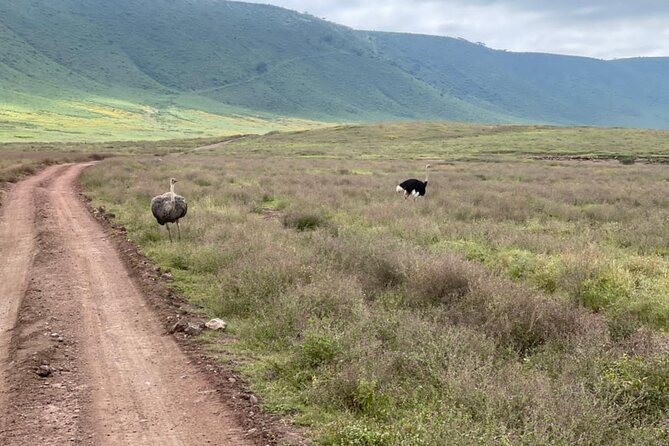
[240,0,669,59]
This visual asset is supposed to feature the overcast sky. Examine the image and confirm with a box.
[242,0,668,59]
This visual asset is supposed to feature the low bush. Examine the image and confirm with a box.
[322,420,392,446]
[299,330,341,369]
[284,210,328,231]
[598,355,669,422]
[404,254,471,307]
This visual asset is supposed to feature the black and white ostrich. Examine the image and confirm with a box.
[151,178,188,242]
[396,164,431,200]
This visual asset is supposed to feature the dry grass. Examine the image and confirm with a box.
[80,151,669,445]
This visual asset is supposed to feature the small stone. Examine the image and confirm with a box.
[249,395,258,404]
[36,365,53,377]
[184,322,204,336]
[169,319,189,334]
[204,318,227,331]
[161,272,173,280]
[228,377,236,383]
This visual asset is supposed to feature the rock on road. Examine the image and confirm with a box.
[0,163,252,445]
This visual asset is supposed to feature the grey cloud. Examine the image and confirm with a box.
[241,0,669,59]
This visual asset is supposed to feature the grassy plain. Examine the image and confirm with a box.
[217,122,669,161]
[0,94,325,143]
[75,122,669,445]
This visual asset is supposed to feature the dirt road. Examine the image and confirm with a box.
[181,135,248,154]
[0,164,253,445]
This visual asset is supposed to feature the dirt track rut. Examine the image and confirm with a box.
[0,164,252,445]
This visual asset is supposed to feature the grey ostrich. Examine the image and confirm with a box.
[151,178,188,242]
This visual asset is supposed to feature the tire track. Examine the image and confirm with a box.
[0,165,66,421]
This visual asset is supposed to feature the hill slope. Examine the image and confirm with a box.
[0,0,668,141]
[369,32,669,129]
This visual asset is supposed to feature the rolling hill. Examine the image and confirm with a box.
[1,0,668,141]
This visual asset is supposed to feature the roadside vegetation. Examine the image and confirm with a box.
[78,122,669,445]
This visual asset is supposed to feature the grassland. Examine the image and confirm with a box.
[0,93,326,143]
[74,122,669,445]
[214,122,669,161]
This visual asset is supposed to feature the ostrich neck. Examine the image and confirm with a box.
[169,183,176,201]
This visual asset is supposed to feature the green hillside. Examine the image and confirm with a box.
[0,0,668,141]
[369,32,669,129]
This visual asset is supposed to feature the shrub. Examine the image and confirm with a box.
[88,153,106,161]
[314,234,406,297]
[216,269,296,317]
[168,252,191,270]
[617,155,636,165]
[284,211,327,231]
[451,276,592,354]
[577,268,632,312]
[260,194,288,210]
[323,420,392,446]
[325,369,394,420]
[598,355,669,422]
[300,331,341,368]
[500,295,572,353]
[404,254,471,307]
[607,313,641,341]
[349,379,393,419]
[361,256,405,295]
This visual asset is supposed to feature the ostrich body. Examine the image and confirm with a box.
[151,178,187,242]
[396,164,430,200]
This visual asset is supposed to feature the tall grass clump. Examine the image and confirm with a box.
[596,354,669,423]
[284,209,329,232]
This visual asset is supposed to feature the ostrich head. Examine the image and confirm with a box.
[168,178,178,197]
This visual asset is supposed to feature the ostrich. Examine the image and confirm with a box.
[151,178,188,242]
[396,164,431,200]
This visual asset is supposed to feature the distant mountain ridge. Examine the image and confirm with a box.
[1,0,668,140]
